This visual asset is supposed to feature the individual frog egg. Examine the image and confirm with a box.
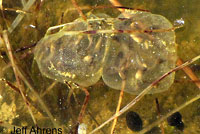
[167,112,184,131]
[102,10,177,94]
[34,14,110,87]
[126,111,143,132]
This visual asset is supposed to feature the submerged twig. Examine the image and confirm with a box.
[2,30,59,128]
[1,8,28,14]
[0,0,9,29]
[2,30,37,125]
[155,98,165,134]
[110,79,126,134]
[13,56,60,128]
[177,58,200,89]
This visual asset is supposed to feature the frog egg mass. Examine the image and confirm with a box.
[34,10,177,94]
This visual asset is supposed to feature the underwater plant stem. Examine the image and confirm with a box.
[3,30,59,128]
[41,81,57,97]
[2,30,37,125]
[71,0,87,21]
[89,54,200,134]
[0,78,47,116]
[78,86,90,123]
[177,58,200,89]
[109,0,124,13]
[2,8,28,14]
[21,0,26,7]
[110,80,126,134]
[73,86,89,133]
[15,65,60,128]
[71,87,106,134]
[0,0,9,29]
[155,98,165,134]
[8,0,36,33]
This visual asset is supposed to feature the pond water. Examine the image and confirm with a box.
[0,0,200,134]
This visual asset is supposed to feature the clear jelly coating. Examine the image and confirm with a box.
[34,10,177,94]
[34,14,110,87]
[102,10,177,94]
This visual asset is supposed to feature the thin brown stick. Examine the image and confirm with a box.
[0,78,20,93]
[16,63,59,128]
[77,86,90,123]
[71,0,87,21]
[2,30,37,125]
[109,0,125,13]
[177,58,200,89]
[109,0,136,19]
[72,92,107,134]
[64,25,182,35]
[65,5,149,12]
[15,43,36,53]
[1,8,28,14]
[72,85,90,134]
[0,78,47,117]
[155,98,165,134]
[2,35,59,128]
[0,0,9,29]
[41,81,57,97]
[110,80,126,134]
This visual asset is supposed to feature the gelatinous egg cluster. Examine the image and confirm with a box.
[34,10,177,94]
